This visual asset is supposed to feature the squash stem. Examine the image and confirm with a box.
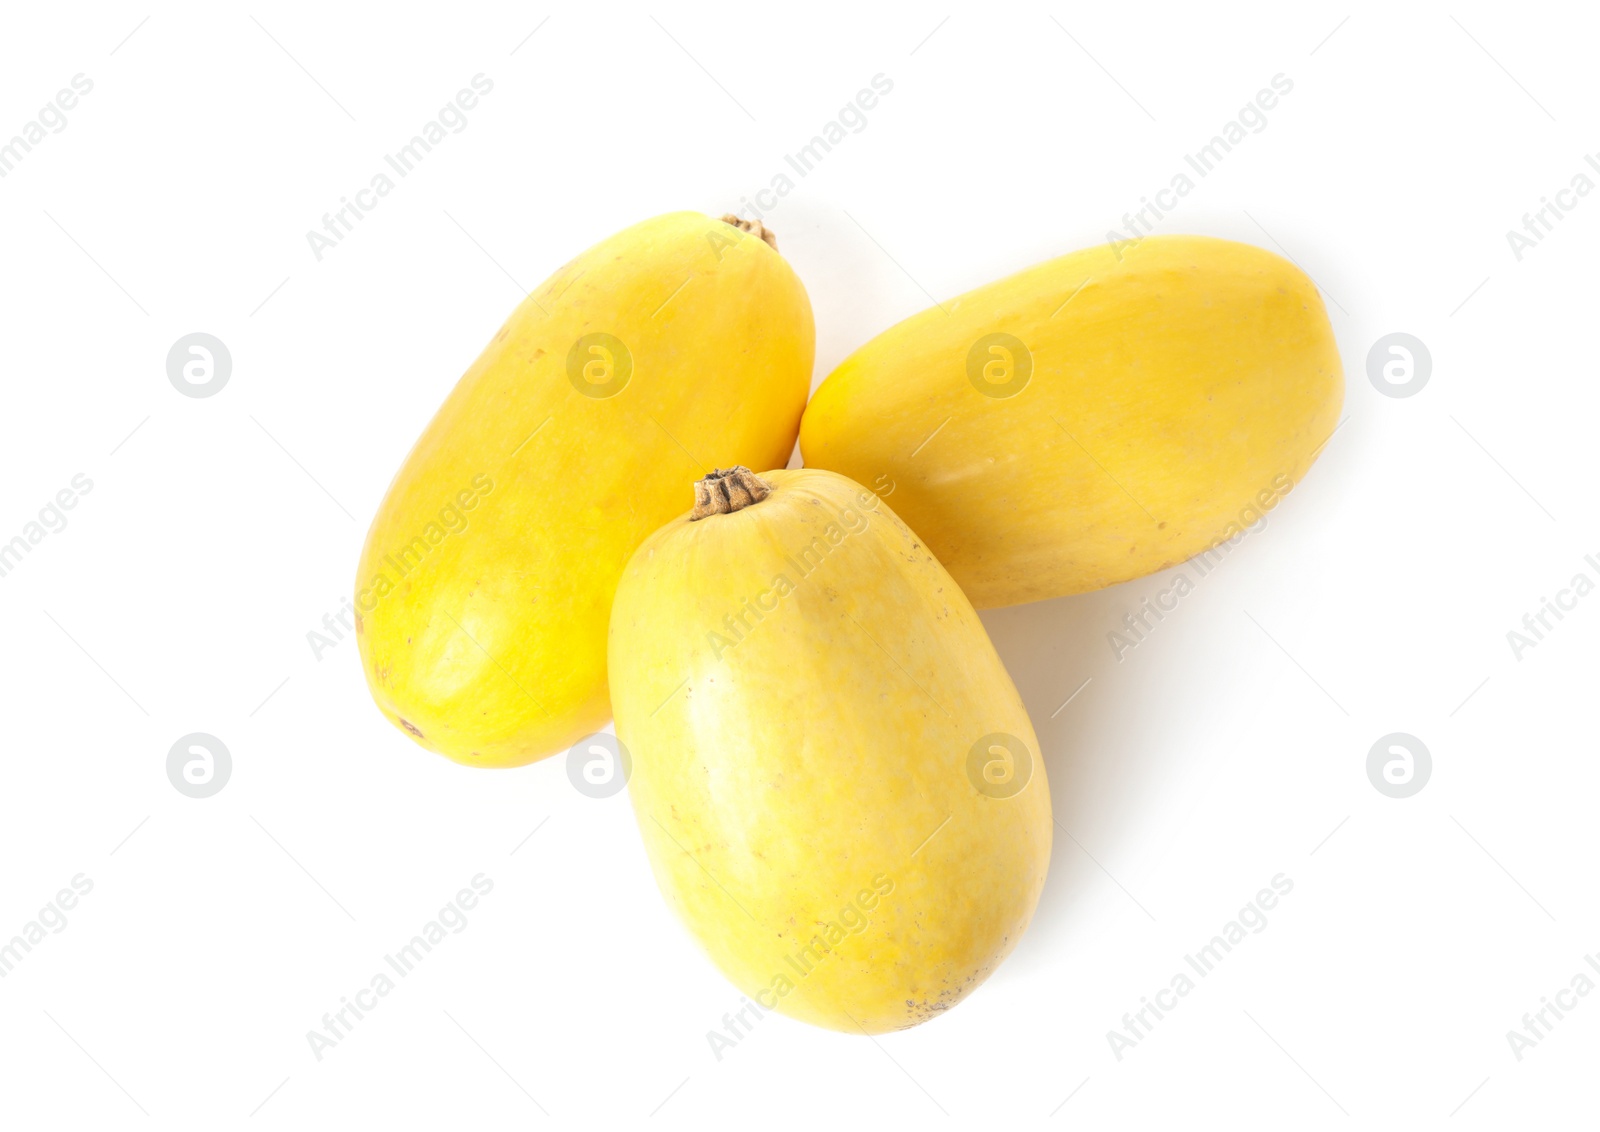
[691,466,772,520]
[718,214,779,251]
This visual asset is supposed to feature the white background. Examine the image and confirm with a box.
[1,2,1595,1128]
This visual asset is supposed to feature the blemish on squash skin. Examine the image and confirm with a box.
[399,718,424,738]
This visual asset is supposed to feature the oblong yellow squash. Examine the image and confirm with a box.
[355,214,813,767]
[610,467,1051,1033]
[799,235,1343,608]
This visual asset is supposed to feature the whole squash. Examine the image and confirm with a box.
[799,235,1342,608]
[609,467,1051,1033]
[356,214,813,766]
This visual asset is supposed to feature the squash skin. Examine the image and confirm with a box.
[799,235,1343,608]
[610,469,1051,1033]
[355,213,814,767]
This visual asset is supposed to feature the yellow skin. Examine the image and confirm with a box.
[799,235,1343,608]
[355,213,814,766]
[610,468,1052,1033]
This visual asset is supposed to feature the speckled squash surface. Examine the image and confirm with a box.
[356,214,813,766]
[609,467,1051,1033]
[800,235,1342,608]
